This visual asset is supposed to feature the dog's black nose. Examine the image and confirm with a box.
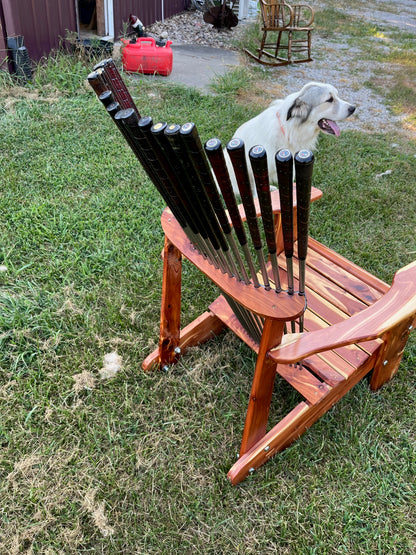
[348,105,356,115]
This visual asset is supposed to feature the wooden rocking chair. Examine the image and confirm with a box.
[88,61,416,485]
[245,0,314,66]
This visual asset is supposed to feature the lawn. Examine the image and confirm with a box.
[0,4,415,553]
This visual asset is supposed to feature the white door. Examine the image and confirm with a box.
[104,0,114,37]
[238,0,249,19]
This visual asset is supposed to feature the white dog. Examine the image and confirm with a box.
[227,82,356,193]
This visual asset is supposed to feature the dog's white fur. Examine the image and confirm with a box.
[226,82,356,193]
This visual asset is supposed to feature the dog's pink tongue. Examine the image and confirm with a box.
[328,120,341,137]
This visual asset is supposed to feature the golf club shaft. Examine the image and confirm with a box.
[275,148,295,295]
[295,149,314,336]
[204,138,258,285]
[226,138,270,289]
[249,145,282,292]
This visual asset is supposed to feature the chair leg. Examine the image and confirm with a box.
[287,30,292,63]
[239,318,285,455]
[370,315,416,390]
[141,236,182,371]
[259,30,268,59]
[274,31,283,59]
[142,237,227,371]
[228,351,377,485]
[158,237,183,368]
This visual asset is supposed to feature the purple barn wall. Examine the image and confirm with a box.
[0,0,186,64]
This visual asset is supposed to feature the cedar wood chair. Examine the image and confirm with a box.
[88,61,416,485]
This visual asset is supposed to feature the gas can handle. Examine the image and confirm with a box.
[138,37,156,47]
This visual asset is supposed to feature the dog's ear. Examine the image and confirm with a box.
[286,98,311,121]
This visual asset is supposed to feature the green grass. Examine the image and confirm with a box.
[1,5,416,553]
[315,7,380,38]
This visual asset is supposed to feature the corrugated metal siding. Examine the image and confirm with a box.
[0,2,8,69]
[162,0,187,20]
[1,0,77,61]
[114,0,186,37]
[0,0,185,64]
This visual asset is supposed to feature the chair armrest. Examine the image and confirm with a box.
[271,261,416,364]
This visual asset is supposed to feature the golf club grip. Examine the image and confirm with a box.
[179,125,232,237]
[87,69,108,96]
[179,122,228,251]
[98,90,114,107]
[163,123,224,252]
[178,123,230,253]
[275,149,294,258]
[106,102,142,164]
[114,110,162,186]
[99,59,139,115]
[226,139,262,250]
[117,112,188,230]
[162,124,212,240]
[295,150,314,261]
[147,121,205,237]
[249,146,277,254]
[136,120,189,229]
[204,138,248,247]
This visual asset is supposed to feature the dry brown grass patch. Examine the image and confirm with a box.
[0,85,61,113]
[236,80,286,108]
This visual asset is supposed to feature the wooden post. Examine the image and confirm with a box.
[370,315,416,390]
[158,237,182,369]
[239,318,285,455]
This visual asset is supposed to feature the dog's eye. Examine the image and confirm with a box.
[327,96,334,103]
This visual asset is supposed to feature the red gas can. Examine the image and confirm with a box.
[121,38,173,76]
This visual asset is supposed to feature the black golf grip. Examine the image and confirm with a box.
[93,58,112,70]
[294,149,314,261]
[99,58,139,114]
[115,111,163,187]
[116,112,188,230]
[162,123,211,239]
[98,89,114,107]
[249,145,277,254]
[179,125,232,237]
[107,104,145,168]
[178,123,230,253]
[163,123,223,251]
[275,149,294,258]
[87,69,108,96]
[226,138,263,250]
[204,138,248,247]
[149,121,205,237]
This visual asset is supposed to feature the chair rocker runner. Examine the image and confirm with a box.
[244,0,315,66]
[88,61,416,485]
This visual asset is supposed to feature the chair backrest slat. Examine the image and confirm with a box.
[261,0,292,28]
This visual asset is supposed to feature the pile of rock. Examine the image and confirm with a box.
[146,8,255,49]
